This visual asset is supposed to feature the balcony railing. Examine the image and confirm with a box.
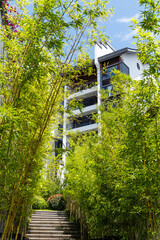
[69,81,97,94]
[68,114,96,129]
[70,96,97,110]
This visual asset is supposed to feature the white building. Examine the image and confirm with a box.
[57,42,148,166]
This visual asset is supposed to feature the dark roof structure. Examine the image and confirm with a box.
[98,47,139,62]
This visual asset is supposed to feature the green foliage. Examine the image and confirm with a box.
[47,194,66,210]
[65,72,160,240]
[40,177,63,201]
[65,3,160,239]
[38,155,64,200]
[0,0,113,238]
[133,0,160,80]
[32,196,48,210]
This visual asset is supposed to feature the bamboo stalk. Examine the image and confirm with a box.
[6,123,14,158]
[155,111,159,167]
[2,81,64,237]
[1,6,91,237]
[6,1,49,106]
[2,84,62,229]
[147,217,149,240]
[147,200,155,240]
[68,21,90,64]
[6,223,13,240]
[38,82,62,139]
[149,189,158,238]
[1,197,15,240]
[15,206,23,240]
[2,195,21,240]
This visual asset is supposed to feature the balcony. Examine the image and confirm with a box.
[68,85,97,100]
[69,81,97,94]
[72,104,97,117]
[69,95,97,116]
[68,114,96,130]
[69,123,98,133]
[72,95,97,109]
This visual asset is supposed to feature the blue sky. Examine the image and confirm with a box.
[106,0,142,50]
[15,0,142,55]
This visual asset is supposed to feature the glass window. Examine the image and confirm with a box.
[102,65,118,80]
[120,62,129,75]
[137,63,140,70]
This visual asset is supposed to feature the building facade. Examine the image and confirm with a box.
[57,42,148,167]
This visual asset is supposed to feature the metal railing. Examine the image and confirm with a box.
[69,81,97,94]
[66,197,91,240]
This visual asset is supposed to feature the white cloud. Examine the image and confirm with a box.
[116,14,140,23]
[113,29,138,42]
[122,29,137,41]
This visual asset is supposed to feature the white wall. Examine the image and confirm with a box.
[62,86,68,166]
[94,42,115,67]
[121,53,148,80]
[69,123,98,133]
[72,104,97,117]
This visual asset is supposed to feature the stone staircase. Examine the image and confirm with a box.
[26,210,81,240]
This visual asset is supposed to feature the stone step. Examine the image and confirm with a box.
[27,230,79,234]
[29,221,75,225]
[31,213,68,216]
[29,222,74,227]
[31,215,68,218]
[31,214,68,217]
[27,238,79,240]
[27,237,80,239]
[33,211,67,215]
[26,233,80,238]
[31,216,68,218]
[28,226,78,230]
[31,217,68,221]
[31,217,69,220]
[26,210,80,240]
[32,213,68,216]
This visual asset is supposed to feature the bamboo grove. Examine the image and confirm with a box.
[65,72,160,239]
[0,0,113,238]
[64,0,160,239]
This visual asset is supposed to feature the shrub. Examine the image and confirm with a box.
[40,177,62,200]
[32,196,48,209]
[47,194,66,210]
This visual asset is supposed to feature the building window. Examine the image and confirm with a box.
[101,62,129,96]
[101,62,129,87]
[137,63,140,70]
[102,65,118,81]
[72,114,96,129]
